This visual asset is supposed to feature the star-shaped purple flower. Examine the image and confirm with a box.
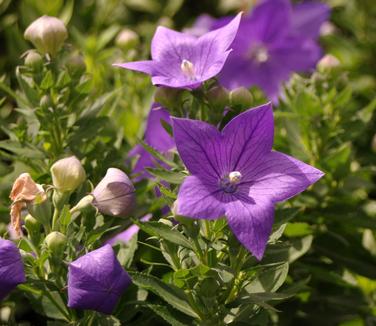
[114,13,242,89]
[192,0,330,99]
[0,238,26,301]
[172,103,324,260]
[67,245,131,314]
[129,104,174,180]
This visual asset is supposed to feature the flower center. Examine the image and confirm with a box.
[220,171,242,193]
[180,59,195,79]
[248,44,269,64]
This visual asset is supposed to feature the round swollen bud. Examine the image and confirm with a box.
[317,54,340,72]
[25,214,40,231]
[45,231,66,256]
[115,28,139,51]
[66,53,86,76]
[24,50,43,70]
[24,15,67,57]
[154,87,182,109]
[50,156,86,193]
[229,87,253,108]
[92,168,135,217]
[206,85,229,109]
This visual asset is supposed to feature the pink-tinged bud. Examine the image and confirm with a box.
[9,173,46,236]
[92,168,135,217]
[115,28,139,51]
[51,156,86,193]
[317,54,340,72]
[24,15,67,56]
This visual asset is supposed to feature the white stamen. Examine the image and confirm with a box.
[180,59,195,79]
[248,44,269,63]
[229,171,242,183]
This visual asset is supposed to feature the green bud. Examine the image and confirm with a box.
[27,198,51,226]
[51,156,86,193]
[24,15,67,57]
[206,86,229,109]
[25,214,40,231]
[45,231,66,256]
[70,194,94,214]
[66,53,86,76]
[24,50,43,70]
[154,87,182,109]
[317,54,340,72]
[230,87,253,108]
[115,28,139,51]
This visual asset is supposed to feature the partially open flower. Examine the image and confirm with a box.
[9,173,46,236]
[92,168,135,217]
[51,156,86,193]
[67,244,131,314]
[24,15,67,57]
[0,238,26,301]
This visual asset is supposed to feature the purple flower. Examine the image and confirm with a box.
[129,104,174,180]
[114,13,242,89]
[172,103,323,260]
[67,244,131,314]
[193,0,329,99]
[92,168,135,217]
[0,238,26,300]
[105,214,152,246]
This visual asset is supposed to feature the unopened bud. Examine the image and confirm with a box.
[45,231,66,256]
[24,15,67,57]
[230,87,253,108]
[51,156,86,193]
[317,54,340,72]
[70,195,94,214]
[115,29,139,51]
[206,85,229,109]
[24,50,43,70]
[66,53,86,76]
[154,87,182,109]
[27,198,51,226]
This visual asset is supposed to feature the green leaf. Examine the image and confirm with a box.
[284,222,313,237]
[115,233,138,268]
[139,139,177,168]
[245,263,289,293]
[288,235,313,263]
[146,304,191,326]
[146,168,186,184]
[40,71,54,90]
[129,272,199,318]
[135,221,193,250]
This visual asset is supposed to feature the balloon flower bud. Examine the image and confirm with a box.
[24,15,67,57]
[45,231,67,256]
[66,53,86,76]
[154,86,182,109]
[51,156,86,193]
[67,244,131,314]
[24,50,43,70]
[317,54,340,72]
[230,87,253,108]
[9,173,47,236]
[115,28,139,51]
[92,168,135,217]
[0,238,26,301]
[206,85,229,109]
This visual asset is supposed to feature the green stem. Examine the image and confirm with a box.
[52,209,60,231]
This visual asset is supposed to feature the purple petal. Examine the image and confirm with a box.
[184,14,217,37]
[68,245,131,314]
[92,168,135,217]
[222,103,274,174]
[151,26,196,61]
[172,117,224,182]
[247,0,292,44]
[129,104,174,180]
[0,238,26,301]
[292,2,331,38]
[177,176,227,219]
[247,151,324,202]
[226,198,274,260]
[113,60,156,75]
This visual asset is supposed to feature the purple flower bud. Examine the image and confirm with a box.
[92,168,135,217]
[67,244,131,314]
[0,238,26,301]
